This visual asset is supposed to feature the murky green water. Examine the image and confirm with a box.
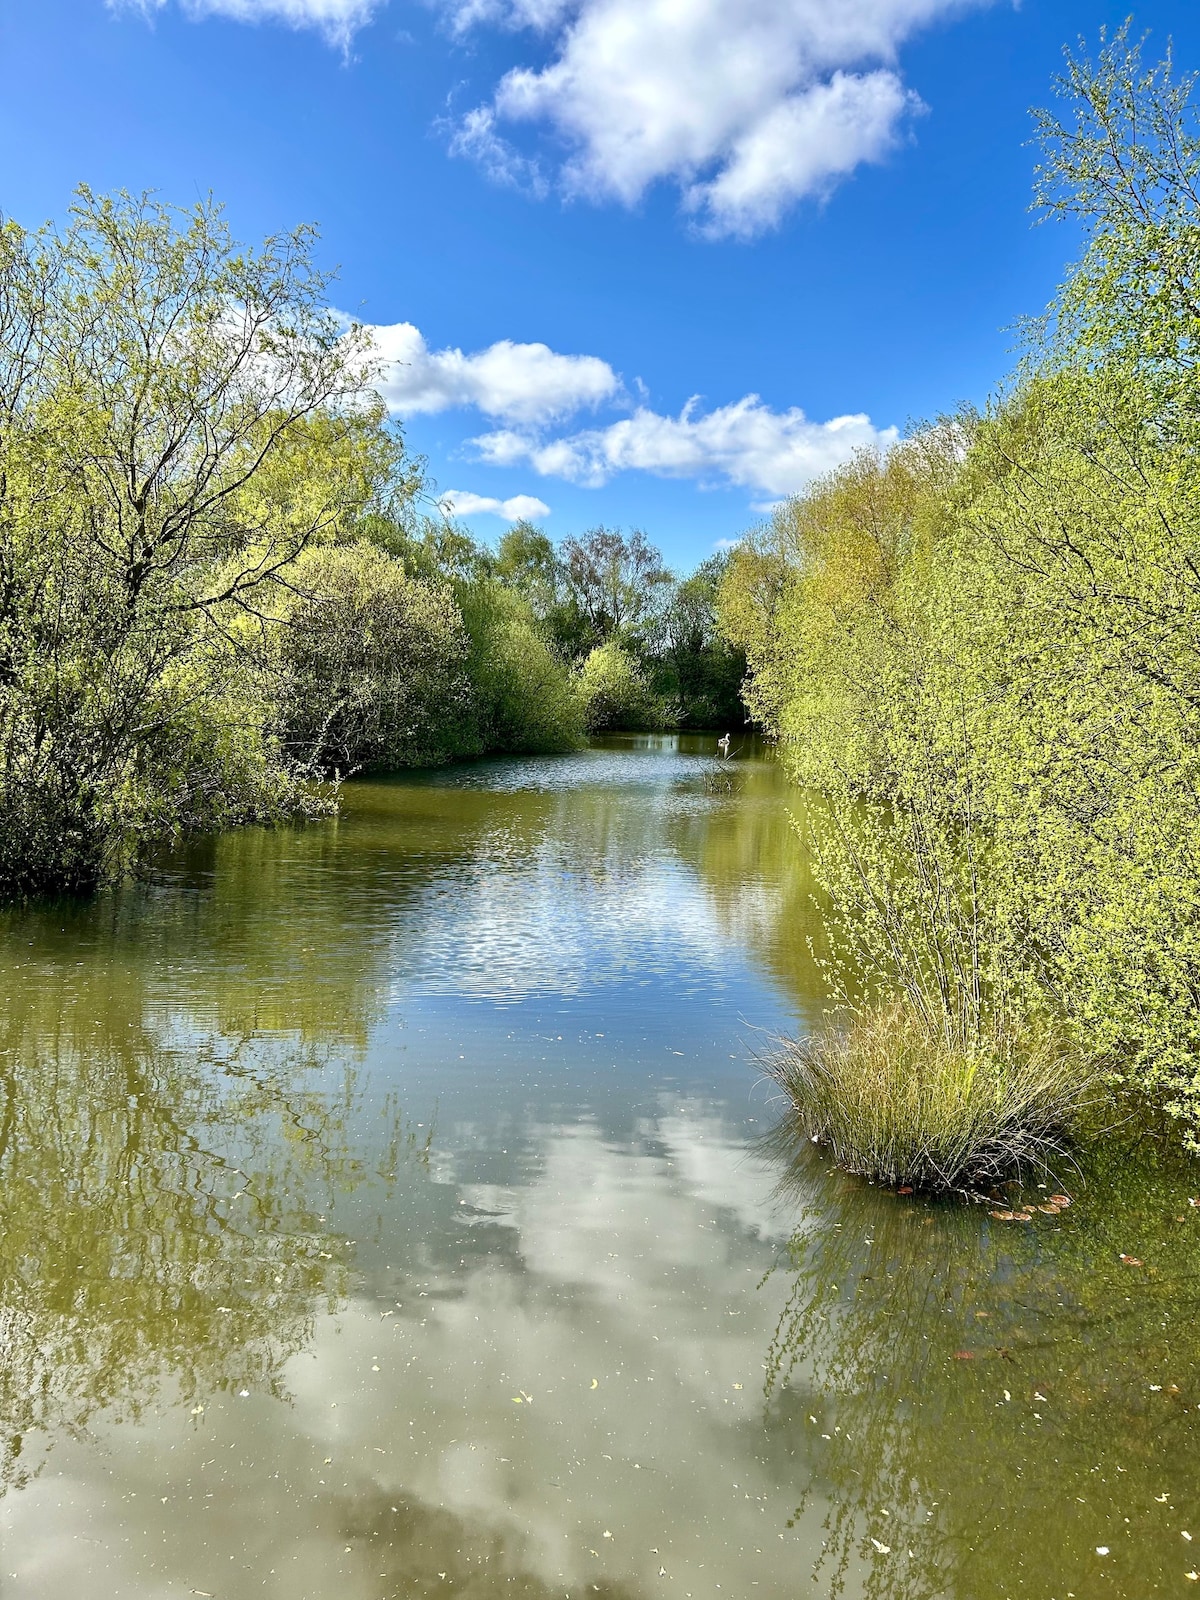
[1,735,1198,1600]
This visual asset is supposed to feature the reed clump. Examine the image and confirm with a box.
[767,998,1099,1193]
[701,760,743,795]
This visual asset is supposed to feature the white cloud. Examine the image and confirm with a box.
[448,0,984,236]
[447,108,548,196]
[439,489,551,520]
[471,395,897,497]
[368,321,621,425]
[357,318,895,502]
[112,0,379,46]
[687,70,918,238]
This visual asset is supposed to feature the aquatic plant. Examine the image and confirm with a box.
[766,997,1098,1192]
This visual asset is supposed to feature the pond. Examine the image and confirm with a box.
[0,735,1197,1600]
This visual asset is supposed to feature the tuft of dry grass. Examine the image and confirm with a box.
[766,998,1100,1193]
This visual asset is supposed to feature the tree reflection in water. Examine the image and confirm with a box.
[762,1124,1200,1599]
[0,922,422,1497]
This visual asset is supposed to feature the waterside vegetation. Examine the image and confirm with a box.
[0,190,743,900]
[722,28,1200,1174]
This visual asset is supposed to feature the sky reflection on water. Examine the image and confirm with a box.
[4,736,1197,1600]
[0,736,845,1600]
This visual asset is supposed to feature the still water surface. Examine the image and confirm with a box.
[1,736,1198,1600]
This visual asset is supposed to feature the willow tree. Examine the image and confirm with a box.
[0,187,394,896]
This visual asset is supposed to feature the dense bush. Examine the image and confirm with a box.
[457,579,585,755]
[722,30,1200,1149]
[278,544,479,774]
[575,642,670,733]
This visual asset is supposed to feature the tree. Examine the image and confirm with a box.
[657,552,747,728]
[558,526,673,651]
[276,543,479,775]
[0,187,389,894]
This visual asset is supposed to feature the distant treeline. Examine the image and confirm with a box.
[717,28,1200,1148]
[0,188,743,898]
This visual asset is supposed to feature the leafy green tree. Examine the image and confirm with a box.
[717,32,1200,1145]
[575,641,670,733]
[559,526,673,653]
[655,552,747,728]
[276,543,479,774]
[456,577,586,755]
[0,188,390,895]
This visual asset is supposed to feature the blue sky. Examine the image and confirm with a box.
[1,0,1195,570]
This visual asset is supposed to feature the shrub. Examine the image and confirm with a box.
[767,998,1098,1193]
[277,544,479,774]
[456,580,585,755]
[575,642,670,733]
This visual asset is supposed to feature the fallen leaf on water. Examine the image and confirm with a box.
[990,1211,1016,1221]
[1050,1194,1072,1207]
[870,1539,892,1555]
[1038,1205,1062,1215]
[1120,1254,1144,1267]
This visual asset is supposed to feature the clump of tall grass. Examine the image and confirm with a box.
[767,998,1098,1193]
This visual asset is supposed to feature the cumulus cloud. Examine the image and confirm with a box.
[687,70,918,238]
[368,321,621,425]
[112,0,379,46]
[439,489,551,521]
[448,0,984,236]
[471,395,897,497]
[358,319,894,501]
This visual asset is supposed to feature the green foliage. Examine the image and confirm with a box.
[575,641,670,733]
[456,577,585,755]
[558,525,673,654]
[0,187,597,899]
[0,187,389,896]
[489,522,751,730]
[653,553,747,728]
[277,543,479,774]
[722,35,1200,1145]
